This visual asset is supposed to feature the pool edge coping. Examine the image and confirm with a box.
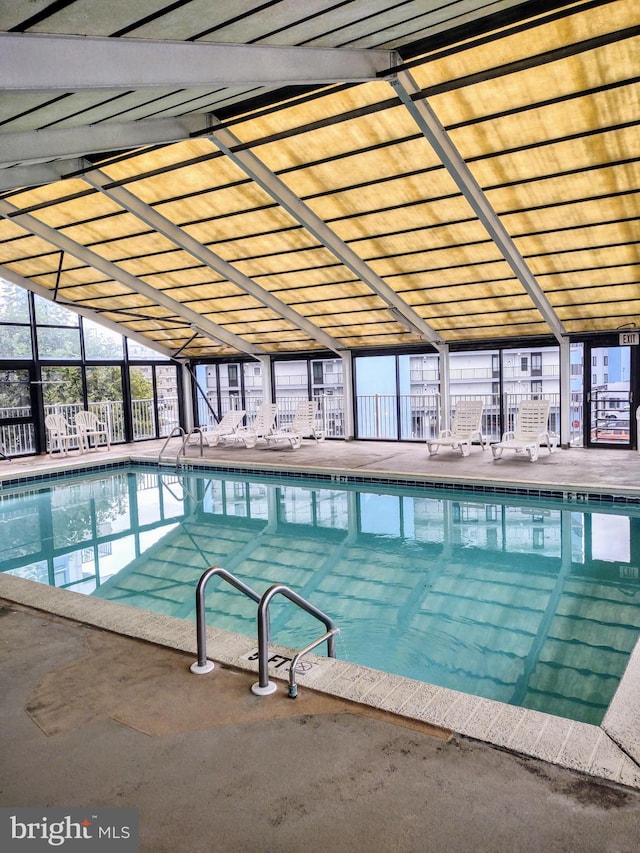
[1,572,639,791]
[3,448,640,507]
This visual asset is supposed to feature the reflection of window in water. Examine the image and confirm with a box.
[592,514,630,562]
[533,528,545,549]
[486,527,498,549]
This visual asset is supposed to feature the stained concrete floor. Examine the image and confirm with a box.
[2,440,640,851]
[2,601,640,853]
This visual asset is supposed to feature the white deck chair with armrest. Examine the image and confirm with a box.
[75,410,111,451]
[491,398,555,463]
[45,413,83,456]
[200,409,245,446]
[223,402,278,448]
[265,400,323,450]
[427,399,486,457]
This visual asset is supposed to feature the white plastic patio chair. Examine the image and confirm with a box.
[265,400,323,450]
[45,414,83,456]
[427,399,486,457]
[200,409,246,446]
[223,402,278,448]
[492,398,555,462]
[75,410,111,452]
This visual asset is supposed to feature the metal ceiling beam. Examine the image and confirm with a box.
[83,166,346,356]
[0,116,209,170]
[0,160,86,192]
[0,198,262,358]
[0,264,176,361]
[391,70,566,344]
[0,34,396,91]
[207,123,446,352]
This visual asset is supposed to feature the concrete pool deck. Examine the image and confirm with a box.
[2,439,640,849]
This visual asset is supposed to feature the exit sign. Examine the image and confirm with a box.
[619,332,639,345]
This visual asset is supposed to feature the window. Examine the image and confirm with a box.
[531,353,542,376]
[0,280,32,359]
[35,297,79,327]
[520,356,528,373]
[127,339,170,361]
[37,326,82,360]
[83,318,124,360]
[228,365,239,387]
[355,355,397,438]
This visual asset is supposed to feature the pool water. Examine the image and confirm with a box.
[2,466,640,725]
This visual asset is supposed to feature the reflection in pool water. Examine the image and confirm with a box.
[2,466,640,725]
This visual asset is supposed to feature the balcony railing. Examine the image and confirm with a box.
[0,396,180,456]
[0,390,578,456]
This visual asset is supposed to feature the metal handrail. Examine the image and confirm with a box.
[158,426,185,465]
[251,583,337,697]
[181,426,204,459]
[158,426,203,467]
[190,566,261,674]
[287,628,340,699]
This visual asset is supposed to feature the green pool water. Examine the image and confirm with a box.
[2,465,640,725]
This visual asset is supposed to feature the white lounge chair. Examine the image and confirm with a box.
[223,402,278,448]
[45,413,82,456]
[200,409,246,446]
[427,399,486,457]
[265,400,323,450]
[492,398,555,462]
[75,410,111,451]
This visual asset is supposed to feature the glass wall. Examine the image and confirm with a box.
[193,356,345,437]
[353,345,564,443]
[355,352,440,440]
[501,346,560,441]
[193,362,251,431]
[0,280,32,359]
[355,355,397,439]
[0,278,179,455]
[0,368,33,457]
[274,357,344,435]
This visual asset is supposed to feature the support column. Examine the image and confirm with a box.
[257,355,273,405]
[341,352,354,440]
[439,344,451,432]
[559,339,571,448]
[181,363,195,432]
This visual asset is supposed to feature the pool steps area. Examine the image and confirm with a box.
[1,570,639,790]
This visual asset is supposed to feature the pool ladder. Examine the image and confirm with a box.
[158,426,204,467]
[190,565,339,698]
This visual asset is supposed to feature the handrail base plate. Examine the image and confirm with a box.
[251,681,277,696]
[190,660,215,674]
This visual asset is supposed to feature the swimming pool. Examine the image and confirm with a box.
[2,464,639,726]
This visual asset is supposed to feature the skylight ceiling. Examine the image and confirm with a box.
[0,0,638,360]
